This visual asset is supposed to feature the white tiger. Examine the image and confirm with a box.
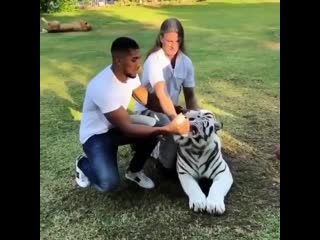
[174,109,233,215]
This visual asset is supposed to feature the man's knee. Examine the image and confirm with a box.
[130,115,156,127]
[140,110,170,127]
[96,175,120,193]
[154,113,170,127]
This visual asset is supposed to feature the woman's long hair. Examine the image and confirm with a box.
[145,18,186,60]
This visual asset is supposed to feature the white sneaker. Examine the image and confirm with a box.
[125,170,155,189]
[75,155,90,188]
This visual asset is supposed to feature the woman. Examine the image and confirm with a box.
[135,18,199,173]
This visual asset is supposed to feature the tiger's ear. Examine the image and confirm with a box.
[214,121,223,132]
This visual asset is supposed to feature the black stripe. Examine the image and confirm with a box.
[200,141,219,168]
[211,165,227,179]
[193,134,202,143]
[197,146,209,160]
[178,161,191,175]
[185,148,201,167]
[208,125,214,137]
[199,139,212,159]
[199,146,217,169]
[202,153,220,174]
[209,161,223,179]
[190,147,200,155]
[181,138,192,147]
[178,147,198,170]
[204,112,214,118]
[202,150,220,175]
[199,148,213,167]
[178,172,186,174]
[179,151,198,171]
[196,148,204,160]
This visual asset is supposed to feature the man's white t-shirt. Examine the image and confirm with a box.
[79,65,141,144]
[135,48,195,112]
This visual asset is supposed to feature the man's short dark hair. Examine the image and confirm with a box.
[111,37,139,57]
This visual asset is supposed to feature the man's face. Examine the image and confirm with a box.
[160,32,180,58]
[119,49,141,79]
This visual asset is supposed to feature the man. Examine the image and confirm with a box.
[75,37,190,192]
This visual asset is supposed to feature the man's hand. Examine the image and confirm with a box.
[166,113,190,136]
[174,105,188,114]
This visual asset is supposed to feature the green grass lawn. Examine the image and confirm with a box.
[40,1,280,239]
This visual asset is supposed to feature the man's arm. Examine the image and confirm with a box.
[182,59,199,111]
[183,87,199,110]
[132,85,162,113]
[105,106,189,138]
[153,82,178,120]
[133,85,181,116]
[143,58,178,119]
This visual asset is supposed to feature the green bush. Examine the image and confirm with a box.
[59,0,76,12]
[40,0,205,13]
[40,0,77,13]
[40,0,52,12]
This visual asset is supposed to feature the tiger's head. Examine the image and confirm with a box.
[174,109,223,146]
[79,20,92,31]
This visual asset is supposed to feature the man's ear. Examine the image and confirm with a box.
[115,56,122,66]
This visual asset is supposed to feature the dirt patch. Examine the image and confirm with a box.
[263,41,280,50]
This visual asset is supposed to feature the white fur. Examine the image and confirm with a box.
[206,166,233,214]
[178,174,206,212]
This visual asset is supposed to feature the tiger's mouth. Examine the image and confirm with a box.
[190,124,198,135]
[190,123,206,139]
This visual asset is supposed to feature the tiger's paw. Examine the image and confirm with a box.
[206,197,225,215]
[189,193,206,212]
